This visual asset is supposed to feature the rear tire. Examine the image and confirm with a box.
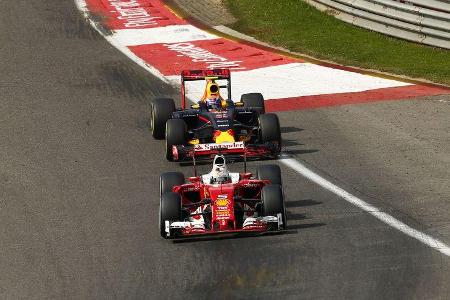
[259,113,281,151]
[241,93,265,115]
[160,192,182,238]
[151,98,175,139]
[160,172,185,195]
[257,164,282,185]
[165,119,187,161]
[261,184,286,229]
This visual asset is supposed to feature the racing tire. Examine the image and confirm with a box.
[160,171,185,195]
[160,192,182,238]
[259,113,282,151]
[256,164,282,186]
[241,93,265,115]
[261,184,287,229]
[151,98,175,139]
[165,119,187,161]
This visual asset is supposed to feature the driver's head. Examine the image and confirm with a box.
[201,79,222,99]
[201,79,227,110]
[211,155,231,183]
[205,80,220,100]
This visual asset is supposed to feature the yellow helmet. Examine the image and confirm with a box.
[201,79,221,102]
[201,79,227,109]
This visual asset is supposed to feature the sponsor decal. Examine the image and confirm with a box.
[194,141,244,151]
[214,112,228,119]
[107,0,163,28]
[215,196,229,207]
[183,186,197,192]
[164,43,245,70]
[244,183,260,188]
[215,208,231,219]
[215,195,230,219]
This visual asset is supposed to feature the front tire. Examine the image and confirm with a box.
[257,164,282,185]
[160,192,182,238]
[259,113,281,151]
[241,93,265,115]
[160,172,185,195]
[151,98,175,139]
[165,119,187,161]
[261,184,286,229]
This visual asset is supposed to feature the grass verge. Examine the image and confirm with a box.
[224,0,450,86]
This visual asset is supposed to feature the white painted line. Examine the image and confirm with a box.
[167,63,410,101]
[111,25,218,46]
[280,157,450,257]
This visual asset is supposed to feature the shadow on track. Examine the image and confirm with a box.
[286,199,322,208]
[172,229,299,243]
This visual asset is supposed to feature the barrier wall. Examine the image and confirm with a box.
[305,0,450,49]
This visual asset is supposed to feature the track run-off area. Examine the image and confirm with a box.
[1,0,449,298]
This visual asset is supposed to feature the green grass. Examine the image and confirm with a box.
[224,0,450,85]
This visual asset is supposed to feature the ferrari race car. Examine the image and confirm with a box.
[150,69,282,161]
[159,155,287,239]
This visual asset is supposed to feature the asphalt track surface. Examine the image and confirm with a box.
[1,1,450,299]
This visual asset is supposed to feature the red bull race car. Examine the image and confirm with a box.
[150,69,282,161]
[159,155,287,239]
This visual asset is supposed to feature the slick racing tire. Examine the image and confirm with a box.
[259,113,282,151]
[261,184,287,229]
[160,192,182,238]
[151,98,175,139]
[257,164,282,186]
[165,119,187,161]
[241,93,265,115]
[160,172,185,195]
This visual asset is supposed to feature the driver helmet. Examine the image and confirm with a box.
[201,80,226,110]
[210,155,231,184]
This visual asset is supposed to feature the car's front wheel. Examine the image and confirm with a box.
[261,184,286,229]
[257,164,282,185]
[160,172,185,195]
[241,93,265,115]
[165,119,187,161]
[259,113,282,151]
[160,192,182,238]
[151,98,175,139]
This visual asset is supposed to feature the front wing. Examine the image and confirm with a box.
[163,214,284,239]
[172,141,280,161]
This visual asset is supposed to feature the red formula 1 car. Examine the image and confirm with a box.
[150,69,282,162]
[159,155,287,239]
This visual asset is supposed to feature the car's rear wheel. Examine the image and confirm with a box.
[257,164,282,185]
[160,172,185,195]
[261,184,286,229]
[151,98,175,139]
[241,93,265,115]
[165,119,187,161]
[259,113,281,151]
[160,192,182,238]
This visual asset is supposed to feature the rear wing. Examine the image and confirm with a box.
[181,69,231,81]
[181,69,232,109]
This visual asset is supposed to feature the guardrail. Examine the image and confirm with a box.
[304,0,450,49]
